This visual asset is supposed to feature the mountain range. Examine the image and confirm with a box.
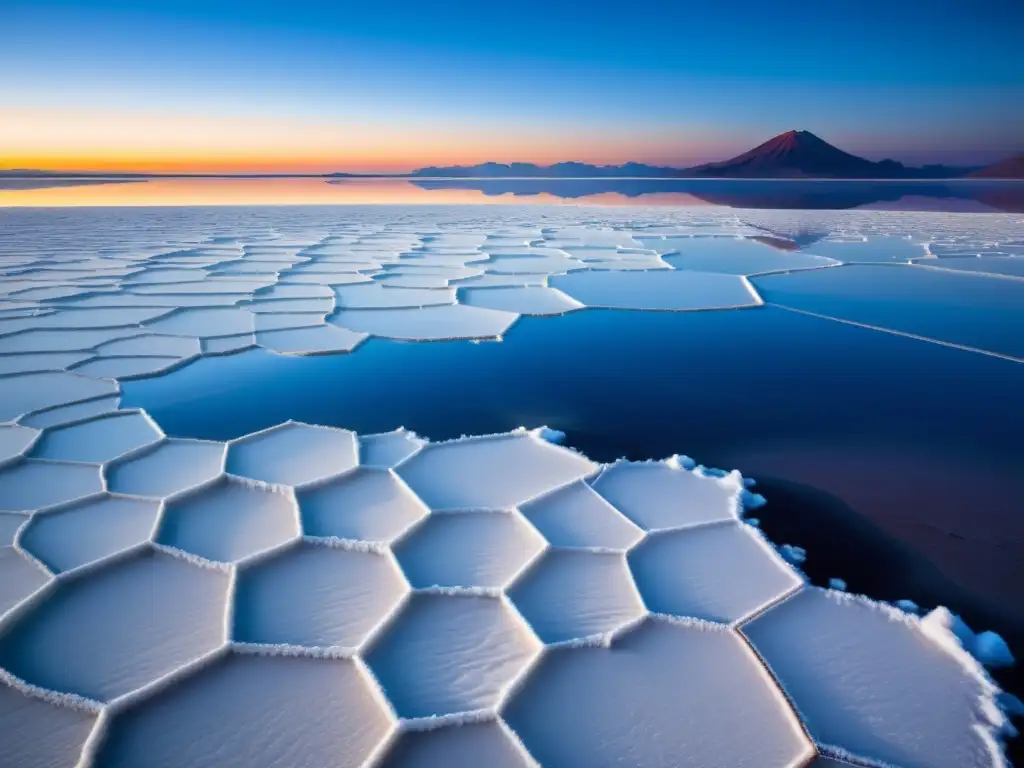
[4,131,1021,180]
[410,131,1021,180]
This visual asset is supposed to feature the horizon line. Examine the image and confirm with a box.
[0,160,998,178]
[5,130,1018,178]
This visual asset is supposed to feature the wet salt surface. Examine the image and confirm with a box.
[129,306,1024,627]
[1,204,1022,767]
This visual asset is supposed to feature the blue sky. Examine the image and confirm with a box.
[2,0,1022,171]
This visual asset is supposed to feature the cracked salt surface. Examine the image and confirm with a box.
[382,719,536,768]
[519,481,644,550]
[298,468,429,543]
[0,549,229,702]
[744,589,1010,768]
[0,549,50,616]
[0,460,104,511]
[0,424,38,464]
[19,495,161,573]
[653,235,841,275]
[591,461,742,531]
[0,513,27,547]
[97,653,392,768]
[233,542,408,649]
[226,421,358,487]
[0,206,1020,767]
[397,432,598,509]
[550,269,763,311]
[0,682,97,768]
[629,521,802,624]
[0,420,1012,767]
[365,592,542,719]
[508,549,646,643]
[157,476,300,564]
[459,285,584,316]
[395,510,546,589]
[0,371,118,421]
[332,303,518,341]
[504,618,813,767]
[106,438,225,498]
[357,429,425,469]
[29,410,162,463]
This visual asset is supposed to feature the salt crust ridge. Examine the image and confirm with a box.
[0,419,1014,766]
[0,208,1019,766]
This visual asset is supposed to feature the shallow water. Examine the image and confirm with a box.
[124,303,1024,623]
[4,200,1022,765]
[125,306,1023,458]
[753,264,1024,358]
[124,291,1024,759]
[2,176,1023,211]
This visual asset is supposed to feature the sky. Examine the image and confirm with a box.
[2,0,1022,173]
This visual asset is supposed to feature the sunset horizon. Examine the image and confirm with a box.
[3,119,1020,176]
[5,143,1021,177]
[4,0,1022,175]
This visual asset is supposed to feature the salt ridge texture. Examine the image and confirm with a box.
[0,205,1021,767]
[0,418,1014,767]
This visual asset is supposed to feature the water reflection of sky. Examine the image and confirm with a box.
[2,176,1023,211]
[124,301,1024,627]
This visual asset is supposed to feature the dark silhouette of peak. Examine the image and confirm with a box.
[409,132,989,180]
[687,130,910,179]
[968,154,1024,179]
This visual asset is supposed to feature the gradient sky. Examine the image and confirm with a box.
[2,0,1022,173]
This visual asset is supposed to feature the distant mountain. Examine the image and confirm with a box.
[410,161,688,178]
[0,169,63,177]
[409,133,981,180]
[689,130,930,179]
[968,155,1024,179]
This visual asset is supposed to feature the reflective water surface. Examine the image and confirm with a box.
[3,176,1024,210]
[124,304,1024,639]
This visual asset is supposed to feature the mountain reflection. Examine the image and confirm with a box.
[411,178,1024,212]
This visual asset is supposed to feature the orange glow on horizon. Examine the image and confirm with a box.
[1,108,723,175]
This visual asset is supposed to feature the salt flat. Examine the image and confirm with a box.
[0,204,1020,767]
